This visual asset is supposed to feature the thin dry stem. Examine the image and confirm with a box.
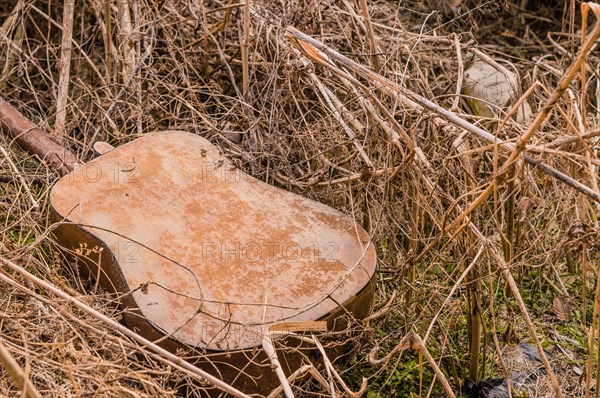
[0,340,42,398]
[54,0,75,140]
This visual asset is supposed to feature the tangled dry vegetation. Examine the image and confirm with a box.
[1,0,600,397]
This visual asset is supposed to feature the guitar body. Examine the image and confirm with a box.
[49,131,377,395]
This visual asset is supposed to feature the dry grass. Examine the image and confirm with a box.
[1,0,600,397]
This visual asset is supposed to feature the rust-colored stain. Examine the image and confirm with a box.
[50,131,377,351]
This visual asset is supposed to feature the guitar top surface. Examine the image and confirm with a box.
[50,131,376,350]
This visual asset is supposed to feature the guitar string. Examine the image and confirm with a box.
[68,222,373,317]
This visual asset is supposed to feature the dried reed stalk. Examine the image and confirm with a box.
[54,0,75,140]
[241,0,250,101]
[357,0,380,71]
[0,340,42,398]
[116,0,135,82]
[0,0,25,90]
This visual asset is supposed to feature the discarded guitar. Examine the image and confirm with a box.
[0,98,377,395]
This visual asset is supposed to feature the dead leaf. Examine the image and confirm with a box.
[552,296,572,322]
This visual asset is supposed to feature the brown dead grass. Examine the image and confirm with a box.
[1,0,599,397]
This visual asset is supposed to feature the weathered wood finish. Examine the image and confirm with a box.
[50,131,377,394]
[0,96,377,394]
